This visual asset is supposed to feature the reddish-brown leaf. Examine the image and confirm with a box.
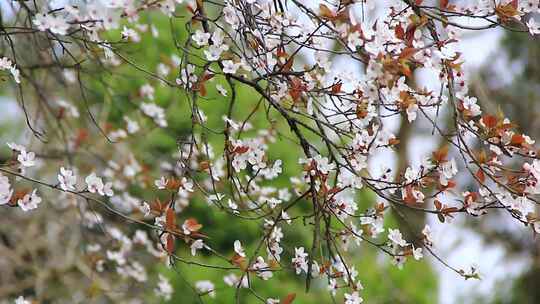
[395,24,405,40]
[201,73,214,82]
[194,73,214,97]
[403,185,417,205]
[399,47,418,60]
[356,104,368,119]
[400,62,412,78]
[442,207,459,214]
[388,138,400,146]
[495,2,519,23]
[482,115,498,129]
[511,134,525,146]
[432,146,449,163]
[183,218,203,233]
[166,178,181,190]
[476,169,486,184]
[404,24,417,46]
[231,254,246,268]
[281,56,294,72]
[376,202,386,213]
[331,82,342,94]
[289,78,305,102]
[57,107,65,120]
[166,234,175,254]
[233,146,250,154]
[198,82,207,96]
[166,207,176,230]
[434,199,442,210]
[277,46,287,58]
[151,198,166,214]
[74,128,89,149]
[464,192,478,203]
[281,293,296,304]
[319,4,336,20]
[440,0,449,9]
[510,0,518,9]
[11,189,30,206]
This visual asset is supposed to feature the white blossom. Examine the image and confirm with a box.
[17,149,35,167]
[193,29,211,46]
[155,176,168,189]
[141,102,167,127]
[18,189,42,212]
[388,228,407,247]
[15,296,30,304]
[413,246,423,260]
[292,247,309,274]
[406,103,418,122]
[58,167,77,191]
[155,274,173,300]
[527,18,540,35]
[216,84,228,96]
[223,273,248,288]
[234,240,246,257]
[85,173,113,197]
[195,280,215,298]
[33,13,70,35]
[0,174,13,205]
[222,60,240,74]
[191,239,204,256]
[252,256,273,280]
[345,291,363,304]
[121,26,140,42]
